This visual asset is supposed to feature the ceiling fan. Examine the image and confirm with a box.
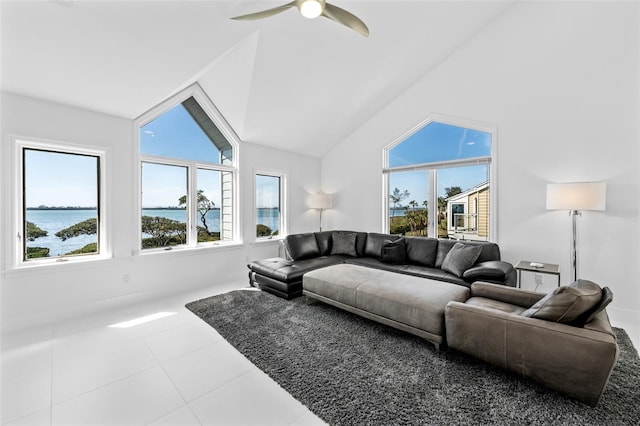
[231,0,369,37]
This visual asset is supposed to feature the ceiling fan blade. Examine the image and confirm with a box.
[231,2,296,21]
[322,3,369,37]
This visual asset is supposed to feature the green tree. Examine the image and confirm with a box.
[141,216,187,248]
[65,243,98,256]
[179,190,215,234]
[26,246,49,259]
[55,218,97,241]
[445,186,463,197]
[26,221,48,241]
[389,187,410,217]
[256,224,273,237]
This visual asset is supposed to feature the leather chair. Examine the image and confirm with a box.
[445,282,618,406]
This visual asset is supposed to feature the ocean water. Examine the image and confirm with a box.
[25,209,98,257]
[25,208,281,256]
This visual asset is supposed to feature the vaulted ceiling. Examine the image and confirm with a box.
[1,1,514,157]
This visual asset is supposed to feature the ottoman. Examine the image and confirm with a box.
[303,264,470,349]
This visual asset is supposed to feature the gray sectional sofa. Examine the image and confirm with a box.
[247,230,516,299]
[247,230,619,406]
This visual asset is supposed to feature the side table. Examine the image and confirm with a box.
[514,261,560,289]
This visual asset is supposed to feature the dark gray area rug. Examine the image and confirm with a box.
[186,289,640,425]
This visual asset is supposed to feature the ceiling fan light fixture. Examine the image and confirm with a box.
[299,0,323,19]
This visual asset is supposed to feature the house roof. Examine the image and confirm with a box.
[445,181,489,202]
[0,1,514,158]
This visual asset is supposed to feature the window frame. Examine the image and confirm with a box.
[382,114,497,241]
[254,170,287,242]
[135,84,240,253]
[14,137,109,267]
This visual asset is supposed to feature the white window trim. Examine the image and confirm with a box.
[382,113,498,241]
[12,136,110,268]
[254,169,287,242]
[134,84,241,254]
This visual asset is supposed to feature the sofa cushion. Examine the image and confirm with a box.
[331,232,358,256]
[380,238,406,265]
[405,236,438,267]
[284,233,320,260]
[441,243,483,277]
[314,231,333,256]
[364,233,399,258]
[521,279,602,323]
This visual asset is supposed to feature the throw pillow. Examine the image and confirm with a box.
[521,279,602,324]
[331,232,358,257]
[380,238,406,265]
[440,243,483,277]
[577,286,613,325]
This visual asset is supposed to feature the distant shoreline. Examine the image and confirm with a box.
[26,206,280,211]
[26,207,98,210]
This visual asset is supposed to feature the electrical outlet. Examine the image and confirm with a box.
[534,274,543,285]
[122,274,130,284]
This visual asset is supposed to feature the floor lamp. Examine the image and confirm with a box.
[309,192,332,232]
[546,182,606,282]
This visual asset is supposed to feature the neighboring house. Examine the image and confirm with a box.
[445,182,489,241]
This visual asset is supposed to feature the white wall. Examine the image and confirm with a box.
[322,1,640,327]
[0,93,321,332]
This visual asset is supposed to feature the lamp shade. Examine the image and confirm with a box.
[546,182,606,211]
[308,192,333,209]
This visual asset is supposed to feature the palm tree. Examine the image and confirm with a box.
[389,187,410,217]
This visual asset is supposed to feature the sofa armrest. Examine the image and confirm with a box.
[469,281,545,308]
[463,261,516,286]
[445,301,619,406]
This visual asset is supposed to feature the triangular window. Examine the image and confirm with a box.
[140,96,233,164]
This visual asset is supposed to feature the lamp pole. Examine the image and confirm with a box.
[570,210,581,282]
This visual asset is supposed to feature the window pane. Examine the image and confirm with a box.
[141,162,187,249]
[437,165,489,240]
[140,97,233,164]
[23,149,99,260]
[389,170,429,236]
[256,175,281,238]
[388,121,491,167]
[196,169,223,243]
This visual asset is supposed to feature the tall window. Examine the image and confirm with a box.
[18,141,104,262]
[384,117,494,241]
[256,173,285,239]
[138,85,237,250]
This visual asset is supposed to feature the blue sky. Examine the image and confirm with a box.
[24,149,98,207]
[140,103,220,164]
[388,122,491,207]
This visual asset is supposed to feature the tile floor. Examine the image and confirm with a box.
[2,281,638,426]
[1,281,326,426]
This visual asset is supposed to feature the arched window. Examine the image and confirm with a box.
[383,116,495,241]
[137,84,238,251]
